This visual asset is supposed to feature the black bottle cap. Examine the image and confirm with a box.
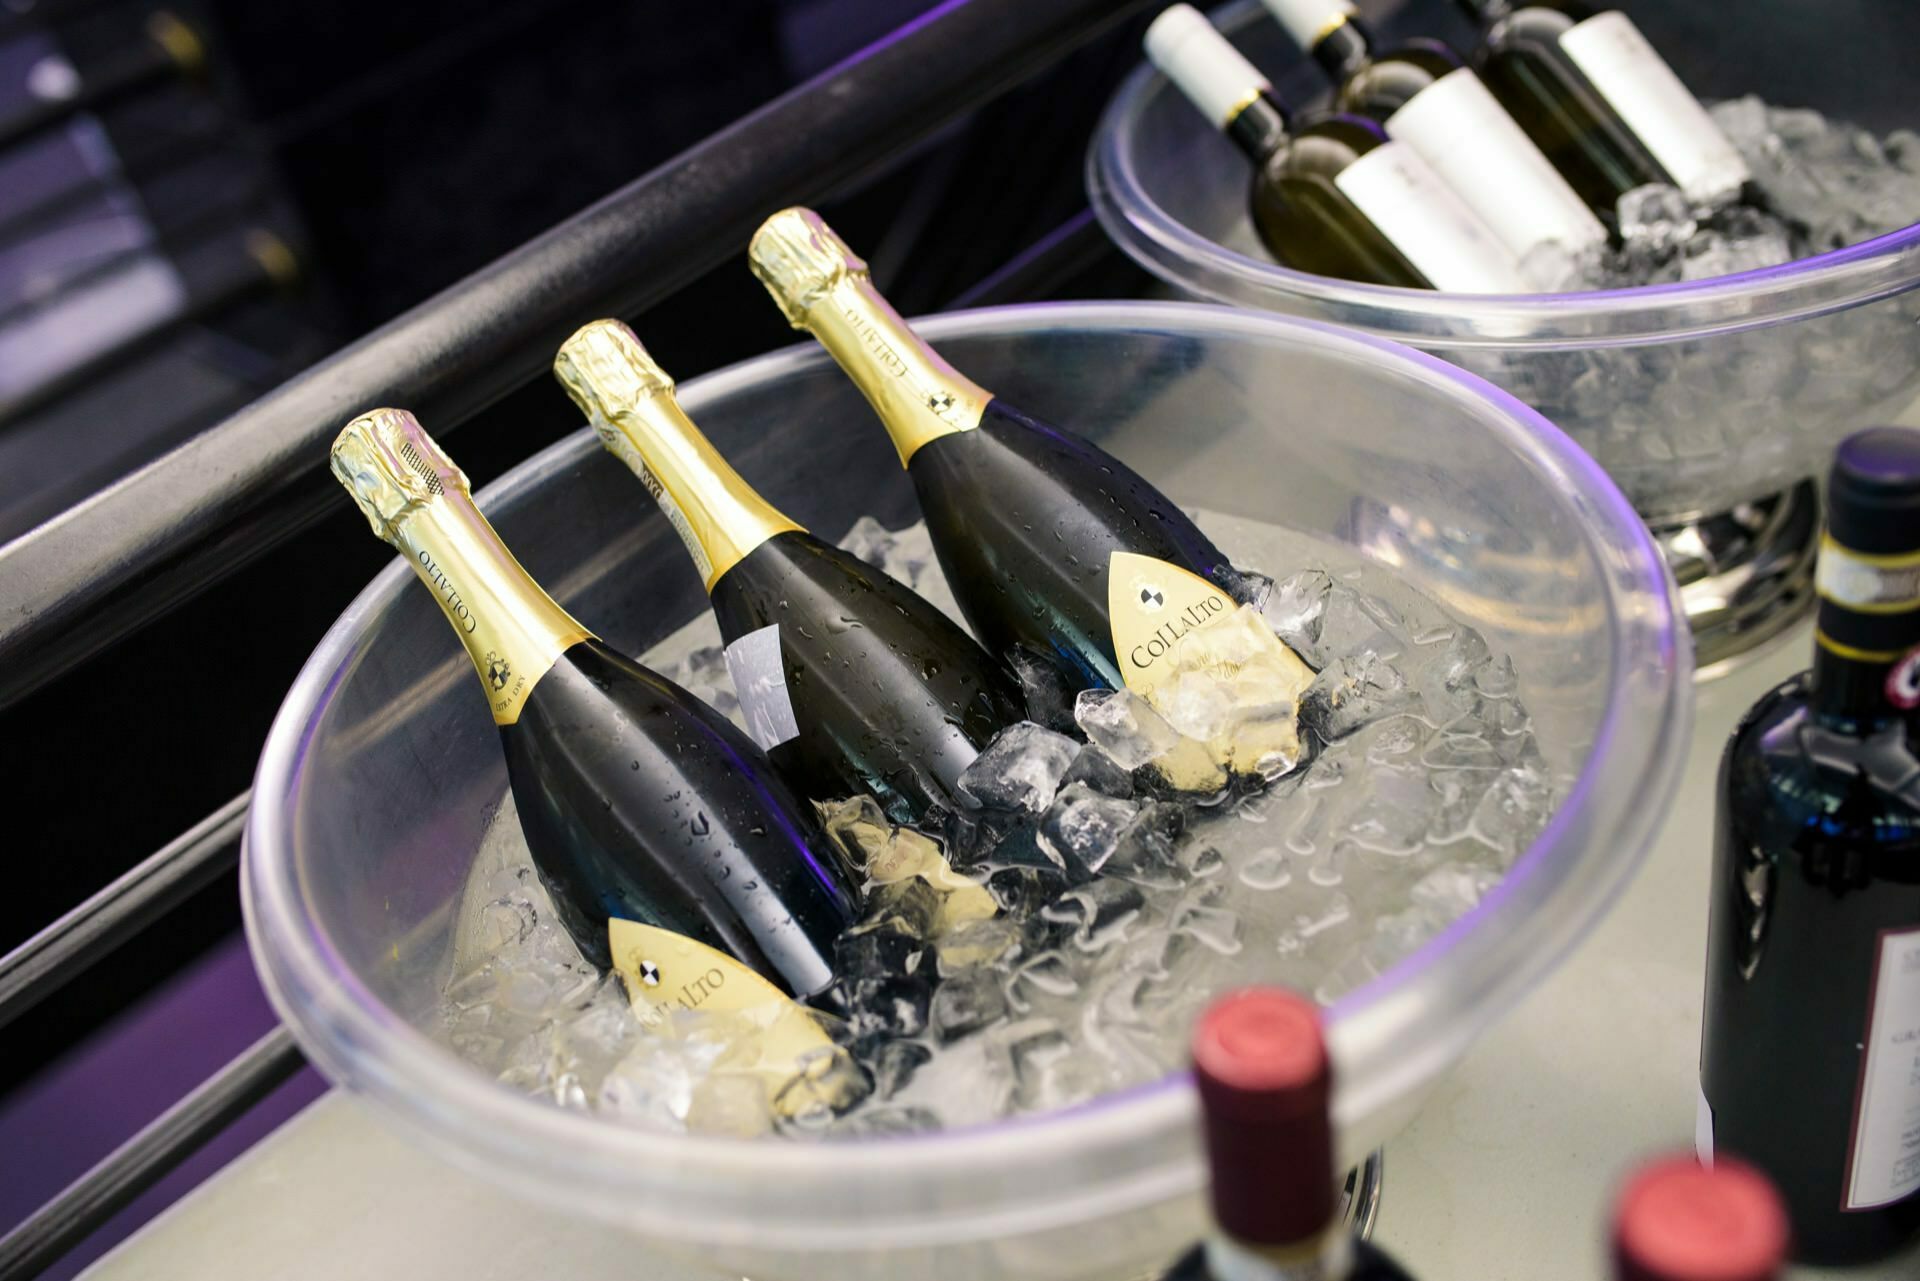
[1190,987,1335,1246]
[1827,426,1920,556]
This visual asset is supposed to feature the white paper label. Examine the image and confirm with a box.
[593,422,713,584]
[1385,67,1606,257]
[1559,11,1750,204]
[1845,926,1920,1211]
[1695,1083,1715,1165]
[723,623,800,751]
[1332,141,1531,293]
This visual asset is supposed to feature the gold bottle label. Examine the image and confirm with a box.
[555,320,800,590]
[826,813,999,933]
[607,918,859,1118]
[331,409,593,725]
[748,207,989,467]
[1107,552,1313,787]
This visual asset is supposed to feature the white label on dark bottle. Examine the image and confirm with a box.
[1695,1084,1715,1165]
[723,623,800,752]
[1332,141,1532,292]
[1845,925,1920,1210]
[1558,11,1751,204]
[1385,67,1607,257]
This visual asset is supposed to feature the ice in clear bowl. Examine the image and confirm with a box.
[244,302,1689,1281]
[1087,1,1920,525]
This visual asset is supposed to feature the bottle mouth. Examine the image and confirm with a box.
[747,207,867,326]
[553,319,678,423]
[329,408,469,543]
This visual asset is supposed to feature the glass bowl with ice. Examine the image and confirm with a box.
[245,302,1688,1281]
[1090,0,1920,674]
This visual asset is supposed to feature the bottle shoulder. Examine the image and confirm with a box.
[1724,672,1920,878]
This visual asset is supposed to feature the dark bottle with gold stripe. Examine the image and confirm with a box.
[329,410,856,998]
[1698,427,1920,1265]
[554,321,1025,826]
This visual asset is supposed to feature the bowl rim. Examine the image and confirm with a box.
[244,299,1692,1249]
[1087,1,1920,350]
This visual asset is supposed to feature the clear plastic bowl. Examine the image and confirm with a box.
[244,301,1689,1281]
[1088,1,1920,525]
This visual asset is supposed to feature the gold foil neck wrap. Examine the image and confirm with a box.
[330,407,470,544]
[748,207,869,327]
[553,319,801,591]
[553,319,676,420]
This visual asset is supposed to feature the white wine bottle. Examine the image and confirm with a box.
[553,319,1026,826]
[1146,5,1528,291]
[1454,0,1750,209]
[1259,0,1606,260]
[328,408,859,1007]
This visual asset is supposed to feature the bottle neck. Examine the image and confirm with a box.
[393,494,592,725]
[1227,94,1292,165]
[1204,1227,1352,1281]
[1310,15,1374,83]
[590,391,801,591]
[793,273,992,467]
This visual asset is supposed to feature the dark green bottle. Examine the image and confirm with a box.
[555,320,1025,827]
[1142,6,1527,292]
[1699,428,1920,1264]
[328,408,857,995]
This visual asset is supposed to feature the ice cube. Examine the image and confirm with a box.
[684,1072,775,1138]
[1616,183,1697,253]
[935,916,1021,975]
[1261,569,1332,666]
[837,515,897,567]
[1156,668,1235,742]
[1470,766,1556,862]
[1301,649,1417,741]
[1037,782,1142,876]
[1008,646,1078,733]
[957,722,1080,814]
[1171,895,1243,956]
[869,1039,931,1099]
[879,521,936,589]
[930,970,1009,1042]
[1681,219,1792,281]
[1062,743,1136,799]
[1040,877,1146,951]
[1237,848,1293,891]
[1074,688,1181,770]
[1517,238,1598,292]
[1410,863,1501,921]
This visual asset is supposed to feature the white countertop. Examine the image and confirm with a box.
[79,622,1920,1281]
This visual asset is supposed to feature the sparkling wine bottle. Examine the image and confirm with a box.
[328,409,858,1009]
[1146,5,1528,292]
[746,205,1314,737]
[1259,0,1605,261]
[1162,987,1415,1280]
[1698,428,1920,1263]
[552,319,1025,826]
[1611,1155,1788,1281]
[1453,0,1749,209]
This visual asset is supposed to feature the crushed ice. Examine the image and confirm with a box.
[439,517,1559,1136]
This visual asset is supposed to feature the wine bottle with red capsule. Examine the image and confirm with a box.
[1163,987,1415,1280]
[1611,1155,1788,1281]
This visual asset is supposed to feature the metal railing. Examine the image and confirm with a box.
[0,1,1147,1275]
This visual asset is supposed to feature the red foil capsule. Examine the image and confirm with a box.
[1612,1155,1789,1281]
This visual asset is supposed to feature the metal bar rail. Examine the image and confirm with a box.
[0,1028,305,1281]
[0,791,247,1034]
[0,0,1144,1271]
[0,0,1154,710]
